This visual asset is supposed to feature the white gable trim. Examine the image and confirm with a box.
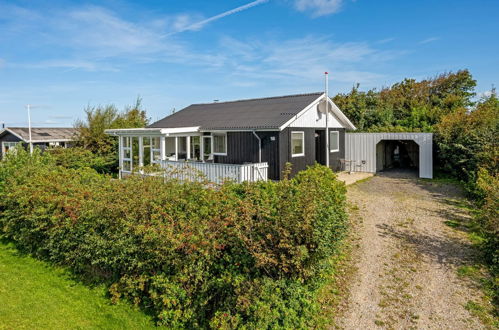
[279,94,356,131]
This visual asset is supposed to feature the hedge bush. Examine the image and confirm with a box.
[0,149,347,328]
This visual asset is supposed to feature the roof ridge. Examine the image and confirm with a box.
[7,127,75,129]
[191,92,324,106]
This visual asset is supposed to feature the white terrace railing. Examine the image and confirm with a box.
[158,160,269,184]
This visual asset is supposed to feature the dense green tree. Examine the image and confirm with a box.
[333,70,477,132]
[435,91,498,186]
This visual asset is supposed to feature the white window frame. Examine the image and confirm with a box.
[122,136,132,172]
[329,131,340,153]
[212,133,227,156]
[151,136,161,164]
[2,142,19,158]
[291,131,305,157]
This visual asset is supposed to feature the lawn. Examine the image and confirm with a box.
[0,242,156,329]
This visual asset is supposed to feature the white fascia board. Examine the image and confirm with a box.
[104,128,164,136]
[279,93,326,131]
[200,128,279,132]
[160,127,200,135]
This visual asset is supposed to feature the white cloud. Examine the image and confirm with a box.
[377,38,395,44]
[294,0,344,17]
[164,0,269,35]
[219,35,393,85]
[419,37,439,44]
[1,2,397,89]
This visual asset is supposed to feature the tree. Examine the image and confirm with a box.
[74,97,149,173]
[333,70,477,132]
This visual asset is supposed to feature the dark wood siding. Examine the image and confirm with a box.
[211,127,345,181]
[279,127,346,178]
[0,132,22,143]
[279,128,316,178]
[214,131,281,180]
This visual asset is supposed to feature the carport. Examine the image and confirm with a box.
[344,133,433,178]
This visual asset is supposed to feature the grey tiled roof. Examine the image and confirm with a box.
[148,92,323,130]
[4,127,77,142]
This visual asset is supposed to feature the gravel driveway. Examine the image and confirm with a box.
[337,170,486,329]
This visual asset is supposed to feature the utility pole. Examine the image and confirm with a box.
[27,104,33,154]
[325,72,330,168]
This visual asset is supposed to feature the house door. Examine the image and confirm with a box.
[202,136,212,161]
[315,130,326,165]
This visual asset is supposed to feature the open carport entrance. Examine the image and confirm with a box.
[376,140,419,174]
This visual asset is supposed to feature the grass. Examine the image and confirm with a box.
[0,242,156,330]
[437,191,499,328]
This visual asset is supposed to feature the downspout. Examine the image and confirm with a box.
[252,131,262,163]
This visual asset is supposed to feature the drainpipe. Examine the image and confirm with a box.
[252,131,262,163]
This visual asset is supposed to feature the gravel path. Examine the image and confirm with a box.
[337,170,486,330]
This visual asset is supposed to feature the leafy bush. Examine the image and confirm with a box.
[476,169,498,293]
[0,149,347,328]
[46,147,116,174]
[435,94,498,194]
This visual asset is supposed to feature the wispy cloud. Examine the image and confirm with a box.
[2,5,228,71]
[294,0,344,17]
[219,35,395,85]
[1,2,398,88]
[165,0,269,35]
[419,37,439,44]
[377,38,395,44]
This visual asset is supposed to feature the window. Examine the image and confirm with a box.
[151,137,161,163]
[177,137,187,160]
[2,142,19,158]
[190,136,201,160]
[203,136,212,161]
[165,137,175,158]
[132,137,139,169]
[291,131,304,157]
[143,137,151,166]
[122,137,132,172]
[212,133,227,155]
[330,131,339,152]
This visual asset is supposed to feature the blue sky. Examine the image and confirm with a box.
[1,0,498,126]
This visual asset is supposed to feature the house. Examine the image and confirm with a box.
[0,127,77,159]
[106,92,356,182]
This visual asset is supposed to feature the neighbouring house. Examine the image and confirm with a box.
[106,92,356,182]
[0,127,77,159]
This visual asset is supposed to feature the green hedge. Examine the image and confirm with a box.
[0,149,347,328]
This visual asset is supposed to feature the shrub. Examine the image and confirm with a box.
[46,147,116,174]
[476,169,499,276]
[0,150,347,328]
